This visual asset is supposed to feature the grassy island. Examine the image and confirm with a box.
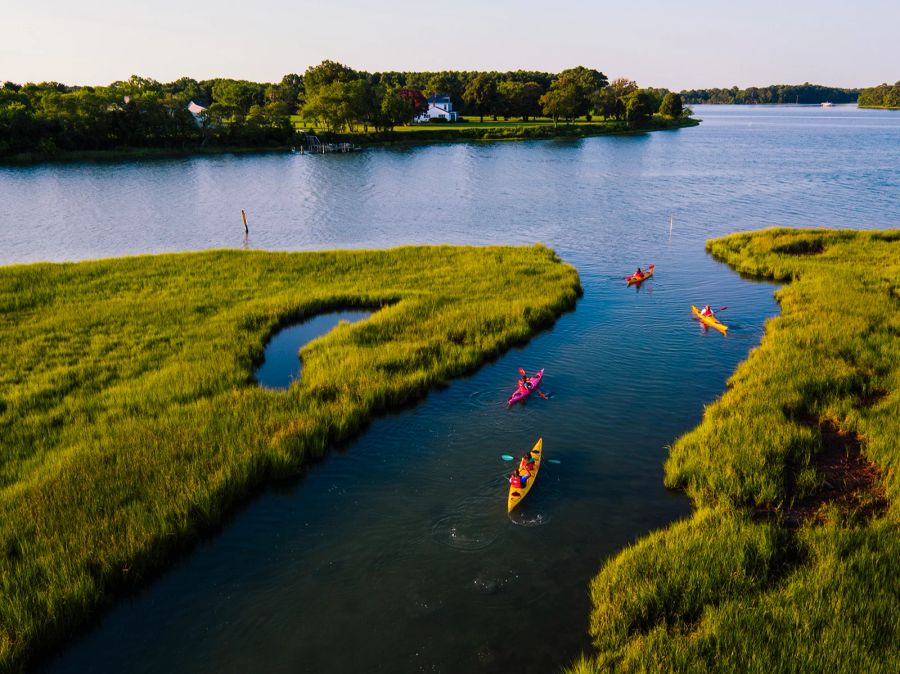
[569,228,899,673]
[0,245,581,671]
[303,115,699,147]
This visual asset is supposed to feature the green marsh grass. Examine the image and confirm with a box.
[0,245,580,671]
[569,229,899,673]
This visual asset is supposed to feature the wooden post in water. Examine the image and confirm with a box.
[241,209,249,235]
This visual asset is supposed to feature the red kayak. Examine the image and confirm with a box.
[507,368,544,406]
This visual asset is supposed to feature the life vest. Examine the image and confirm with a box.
[509,474,522,488]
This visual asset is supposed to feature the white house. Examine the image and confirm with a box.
[187,100,208,126]
[416,94,459,122]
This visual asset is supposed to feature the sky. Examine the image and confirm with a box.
[3,0,898,90]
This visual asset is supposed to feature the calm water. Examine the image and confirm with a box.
[3,105,897,673]
[255,312,373,390]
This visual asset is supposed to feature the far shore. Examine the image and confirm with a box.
[1,117,699,165]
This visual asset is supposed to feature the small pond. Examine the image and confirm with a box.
[255,311,373,389]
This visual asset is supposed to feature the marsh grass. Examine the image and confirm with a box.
[569,229,900,673]
[0,245,580,671]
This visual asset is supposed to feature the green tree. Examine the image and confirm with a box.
[659,92,684,118]
[376,85,416,132]
[519,82,544,120]
[462,72,497,122]
[303,60,357,96]
[540,84,580,127]
[343,78,378,132]
[496,80,524,120]
[274,73,304,110]
[0,100,40,156]
[168,77,206,105]
[111,75,162,98]
[211,79,262,116]
[858,81,900,108]
[551,66,608,119]
[624,90,654,127]
[425,72,464,105]
[594,78,638,120]
[496,80,545,120]
[301,81,353,132]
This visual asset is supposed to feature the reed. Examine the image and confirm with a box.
[0,245,581,671]
[569,228,900,673]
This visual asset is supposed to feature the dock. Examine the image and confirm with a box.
[296,135,362,154]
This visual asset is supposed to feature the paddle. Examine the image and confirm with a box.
[501,454,561,464]
[518,367,547,399]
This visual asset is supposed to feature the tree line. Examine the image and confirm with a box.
[857,82,900,108]
[0,62,689,158]
[0,75,301,157]
[299,62,687,131]
[680,83,859,105]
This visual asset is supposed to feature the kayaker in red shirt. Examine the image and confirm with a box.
[701,304,715,317]
[509,472,522,488]
[633,267,643,279]
[519,453,536,473]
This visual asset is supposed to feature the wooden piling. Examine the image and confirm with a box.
[241,209,249,235]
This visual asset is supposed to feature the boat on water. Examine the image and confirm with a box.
[626,264,655,286]
[821,101,834,107]
[507,368,544,406]
[691,305,728,334]
[508,437,543,512]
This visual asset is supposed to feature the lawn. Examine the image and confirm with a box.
[290,115,698,143]
[0,245,581,671]
[568,228,900,673]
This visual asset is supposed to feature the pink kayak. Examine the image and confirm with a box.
[507,368,544,406]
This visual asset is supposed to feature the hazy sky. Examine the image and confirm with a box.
[3,0,898,89]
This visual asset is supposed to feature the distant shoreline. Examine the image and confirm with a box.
[0,117,699,165]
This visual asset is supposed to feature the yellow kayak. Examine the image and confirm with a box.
[507,437,543,512]
[691,305,728,334]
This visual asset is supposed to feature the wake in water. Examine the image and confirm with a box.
[508,510,550,527]
[431,494,501,551]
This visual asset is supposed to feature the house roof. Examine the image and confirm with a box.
[187,101,208,115]
[427,94,452,104]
